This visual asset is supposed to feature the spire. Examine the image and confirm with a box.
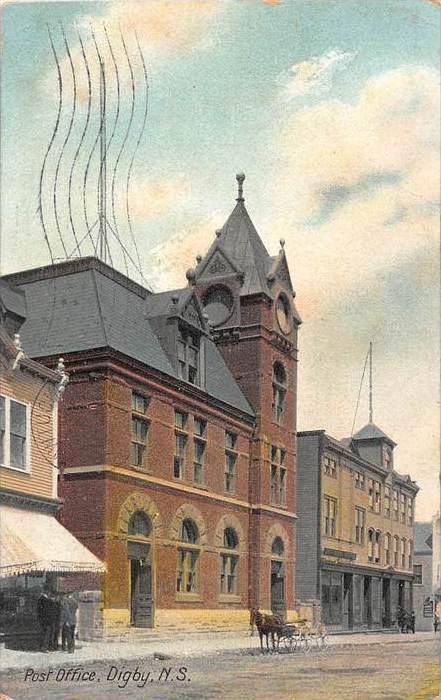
[236,172,245,202]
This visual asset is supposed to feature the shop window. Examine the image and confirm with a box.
[272,362,287,424]
[323,496,337,537]
[321,571,342,626]
[384,533,391,565]
[0,395,29,471]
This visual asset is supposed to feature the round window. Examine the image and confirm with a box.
[276,294,291,334]
[202,285,234,326]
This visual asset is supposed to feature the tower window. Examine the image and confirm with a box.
[272,362,287,424]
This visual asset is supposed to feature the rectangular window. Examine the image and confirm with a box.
[270,446,287,506]
[373,481,381,513]
[174,433,187,479]
[354,471,365,490]
[131,417,148,468]
[400,539,406,568]
[132,392,148,414]
[176,549,198,592]
[323,456,337,477]
[174,410,187,430]
[368,479,374,510]
[194,417,206,437]
[354,508,365,544]
[413,564,423,585]
[220,554,238,594]
[368,530,374,561]
[0,396,29,471]
[224,431,237,494]
[323,496,337,537]
[193,438,205,484]
[400,494,406,523]
[393,490,399,520]
[407,496,413,525]
[384,535,390,565]
[177,329,199,385]
[272,386,285,424]
[384,486,391,517]
[393,538,399,567]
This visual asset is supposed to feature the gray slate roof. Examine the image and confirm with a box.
[0,280,26,319]
[414,522,433,554]
[3,260,253,417]
[352,422,396,446]
[201,200,273,297]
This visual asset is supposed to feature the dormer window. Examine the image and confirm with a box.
[177,327,199,385]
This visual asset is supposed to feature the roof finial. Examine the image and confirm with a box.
[236,172,245,202]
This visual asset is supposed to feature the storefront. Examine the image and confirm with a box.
[0,504,105,648]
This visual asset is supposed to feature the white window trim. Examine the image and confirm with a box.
[0,394,31,474]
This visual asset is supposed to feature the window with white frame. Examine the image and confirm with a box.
[384,486,391,517]
[272,362,286,424]
[220,527,239,594]
[323,455,337,477]
[354,471,365,490]
[224,431,237,493]
[176,519,199,593]
[177,327,199,385]
[323,496,337,537]
[0,395,29,471]
[174,410,188,479]
[193,418,206,484]
[355,507,365,544]
[131,392,149,468]
[270,446,287,506]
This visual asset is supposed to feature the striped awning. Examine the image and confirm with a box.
[0,505,106,577]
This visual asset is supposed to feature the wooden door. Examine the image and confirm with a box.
[128,542,153,628]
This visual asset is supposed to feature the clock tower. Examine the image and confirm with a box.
[190,174,301,615]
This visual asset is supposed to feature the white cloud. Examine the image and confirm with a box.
[282,48,357,101]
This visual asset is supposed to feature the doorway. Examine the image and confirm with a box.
[271,560,285,619]
[363,576,372,627]
[128,541,153,628]
[382,579,391,627]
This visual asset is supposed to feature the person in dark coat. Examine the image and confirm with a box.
[410,611,415,634]
[60,593,78,653]
[48,592,61,651]
[434,614,439,633]
[37,589,52,652]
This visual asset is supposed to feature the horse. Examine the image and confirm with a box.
[249,608,283,653]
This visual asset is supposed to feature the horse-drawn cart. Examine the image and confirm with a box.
[277,622,327,653]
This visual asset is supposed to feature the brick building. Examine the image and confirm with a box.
[2,175,301,631]
[296,425,418,631]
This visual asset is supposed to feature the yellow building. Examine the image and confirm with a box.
[0,280,104,648]
[296,424,418,630]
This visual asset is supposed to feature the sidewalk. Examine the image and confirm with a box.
[0,630,434,673]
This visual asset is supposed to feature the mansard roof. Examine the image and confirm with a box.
[2,257,253,418]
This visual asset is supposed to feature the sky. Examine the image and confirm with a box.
[0,0,439,519]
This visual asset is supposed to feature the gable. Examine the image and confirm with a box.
[196,245,240,282]
[181,295,205,330]
[268,252,294,294]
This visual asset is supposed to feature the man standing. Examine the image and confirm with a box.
[60,593,78,653]
[37,588,51,652]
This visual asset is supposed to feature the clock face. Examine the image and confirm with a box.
[276,294,291,334]
[202,285,234,326]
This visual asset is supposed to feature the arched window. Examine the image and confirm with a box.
[220,528,239,594]
[271,536,285,557]
[401,538,406,568]
[128,511,151,538]
[181,518,199,544]
[272,362,287,424]
[177,519,199,593]
[368,529,374,561]
[393,536,399,566]
[223,527,239,549]
[384,533,391,565]
[408,540,413,569]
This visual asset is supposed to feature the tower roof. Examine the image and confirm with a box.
[352,422,396,446]
[196,174,273,297]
